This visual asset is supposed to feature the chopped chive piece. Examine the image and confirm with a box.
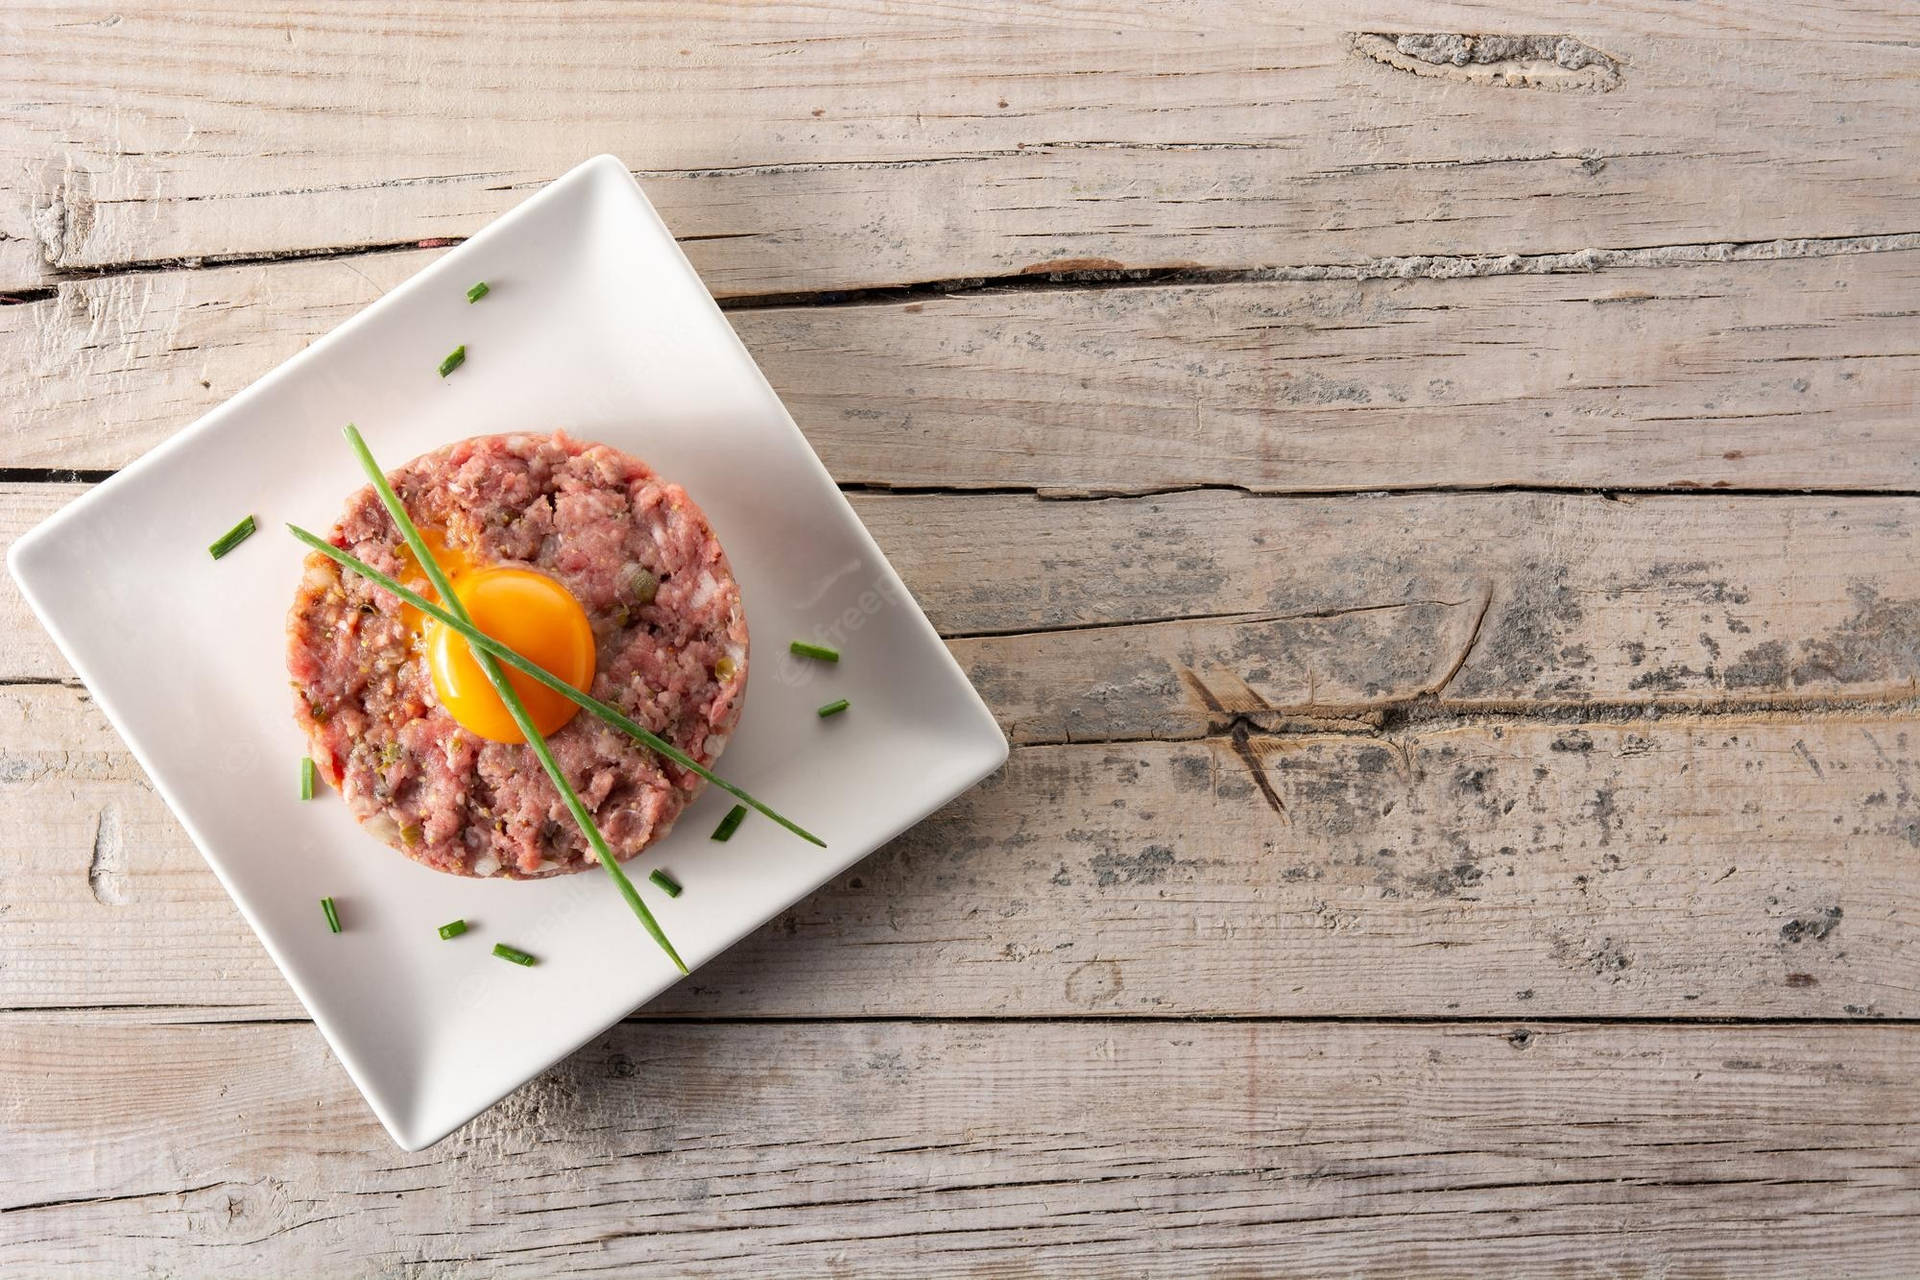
[817,698,850,718]
[321,897,341,934]
[710,804,747,842]
[649,869,683,898]
[208,514,256,559]
[299,756,316,801]
[493,942,536,966]
[340,425,692,973]
[466,281,490,303]
[790,640,840,663]
[438,919,468,940]
[438,344,467,377]
[289,518,825,850]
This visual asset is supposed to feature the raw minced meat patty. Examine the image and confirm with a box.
[286,431,748,878]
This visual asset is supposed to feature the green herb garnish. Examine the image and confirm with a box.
[299,756,316,801]
[817,698,850,718]
[649,869,683,898]
[790,641,840,663]
[340,424,688,972]
[438,919,468,940]
[711,804,747,842]
[208,515,256,560]
[493,942,536,966]
[321,897,341,934]
[288,515,824,851]
[438,345,466,378]
[466,281,490,304]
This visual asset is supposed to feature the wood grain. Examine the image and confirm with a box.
[6,245,1920,491]
[3,3,1919,294]
[10,484,1920,733]
[4,1015,1916,1277]
[6,680,1916,1020]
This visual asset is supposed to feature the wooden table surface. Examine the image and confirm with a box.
[5,2,1920,1275]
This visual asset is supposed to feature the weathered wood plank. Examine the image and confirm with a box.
[3,4,1918,292]
[0,486,85,683]
[9,484,1920,732]
[761,250,1920,494]
[4,1015,1916,1276]
[6,680,1916,1018]
[7,246,1920,490]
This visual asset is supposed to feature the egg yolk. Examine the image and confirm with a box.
[420,563,597,744]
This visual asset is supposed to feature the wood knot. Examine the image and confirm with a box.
[1350,33,1623,92]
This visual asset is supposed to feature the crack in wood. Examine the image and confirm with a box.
[27,470,1920,504]
[681,231,1920,310]
[1432,583,1496,698]
[0,467,117,484]
[1,1180,226,1216]
[85,802,127,906]
[1228,721,1288,819]
[103,170,522,207]
[5,1008,1917,1027]
[943,599,1466,643]
[0,237,440,299]
[5,229,1917,311]
[1008,689,1920,754]
[14,643,1920,751]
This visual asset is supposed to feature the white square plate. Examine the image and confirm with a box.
[9,155,1007,1150]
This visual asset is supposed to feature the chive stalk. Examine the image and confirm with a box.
[287,520,825,849]
[466,281,490,303]
[208,515,256,559]
[438,919,468,940]
[343,425,686,973]
[438,345,466,377]
[300,756,316,801]
[817,698,850,718]
[789,640,839,663]
[649,869,683,898]
[493,942,536,966]
[321,897,341,934]
[710,804,747,842]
